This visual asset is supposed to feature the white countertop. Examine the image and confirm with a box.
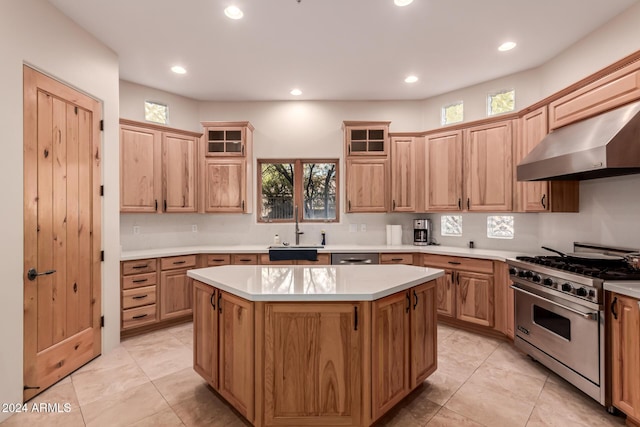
[604,281,640,299]
[188,265,444,302]
[121,244,526,262]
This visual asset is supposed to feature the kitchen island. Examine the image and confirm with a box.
[188,264,444,427]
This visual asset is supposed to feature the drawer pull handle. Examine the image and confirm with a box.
[173,260,186,265]
[132,314,148,320]
[239,259,252,262]
[391,258,403,261]
[132,265,148,269]
[132,295,148,300]
[211,258,225,262]
[132,278,148,283]
[448,261,461,265]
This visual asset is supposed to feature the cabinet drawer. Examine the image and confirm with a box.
[161,255,197,270]
[422,254,493,274]
[259,254,290,265]
[232,254,258,265]
[122,259,157,275]
[297,254,331,265]
[207,254,231,266]
[122,304,157,329]
[123,285,157,309]
[380,253,414,265]
[122,272,157,290]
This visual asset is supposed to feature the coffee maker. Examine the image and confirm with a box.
[413,219,431,246]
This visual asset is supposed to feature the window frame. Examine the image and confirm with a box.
[487,89,516,116]
[441,101,464,126]
[257,158,340,224]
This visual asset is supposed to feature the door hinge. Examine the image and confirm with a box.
[100,316,104,327]
[23,385,41,391]
[100,185,104,196]
[100,251,104,262]
[100,119,104,131]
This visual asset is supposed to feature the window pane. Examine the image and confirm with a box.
[441,102,463,125]
[261,163,294,220]
[487,215,514,239]
[488,90,515,116]
[441,215,462,236]
[144,101,168,124]
[302,163,337,220]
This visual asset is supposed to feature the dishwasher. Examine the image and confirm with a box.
[331,253,379,265]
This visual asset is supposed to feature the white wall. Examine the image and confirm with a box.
[0,1,120,419]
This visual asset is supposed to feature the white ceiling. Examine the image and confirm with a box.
[49,0,638,101]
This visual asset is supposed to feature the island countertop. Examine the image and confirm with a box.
[187,264,444,302]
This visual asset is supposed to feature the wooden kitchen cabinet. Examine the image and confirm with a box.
[159,255,196,320]
[610,292,640,426]
[232,254,259,265]
[456,271,494,327]
[344,121,390,156]
[516,107,579,212]
[463,120,513,211]
[206,254,231,266]
[422,130,464,212]
[120,120,200,213]
[380,253,415,265]
[263,302,362,427]
[410,282,438,388]
[121,258,158,331]
[435,269,455,318]
[201,121,253,213]
[193,281,218,388]
[390,136,417,212]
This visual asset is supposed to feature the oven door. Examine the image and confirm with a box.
[512,283,600,384]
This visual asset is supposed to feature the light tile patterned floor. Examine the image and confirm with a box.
[1,323,627,427]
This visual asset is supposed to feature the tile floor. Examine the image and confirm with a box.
[1,323,627,427]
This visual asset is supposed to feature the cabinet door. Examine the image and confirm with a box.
[346,125,388,156]
[410,282,437,388]
[264,303,362,427]
[159,269,193,320]
[464,121,513,211]
[218,292,254,420]
[163,132,198,213]
[456,271,494,327]
[611,294,640,421]
[204,126,245,156]
[390,137,416,212]
[120,125,161,212]
[204,159,246,212]
[372,291,410,420]
[517,107,549,212]
[424,130,463,211]
[435,269,455,318]
[346,159,388,212]
[193,281,218,388]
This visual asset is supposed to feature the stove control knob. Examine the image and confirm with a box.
[576,287,588,297]
[561,283,573,292]
[589,290,596,298]
[532,274,541,283]
[509,267,518,276]
[543,278,554,286]
[518,270,527,278]
[524,271,533,278]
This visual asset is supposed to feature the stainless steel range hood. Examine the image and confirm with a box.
[517,101,640,181]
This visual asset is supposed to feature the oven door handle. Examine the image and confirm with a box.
[510,285,598,321]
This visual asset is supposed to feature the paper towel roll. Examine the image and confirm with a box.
[391,225,402,245]
[386,225,393,245]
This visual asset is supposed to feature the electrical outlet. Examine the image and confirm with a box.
[192,224,198,232]
[133,226,140,235]
[360,223,367,232]
[349,224,358,233]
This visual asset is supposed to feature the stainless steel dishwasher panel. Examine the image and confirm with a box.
[331,253,379,265]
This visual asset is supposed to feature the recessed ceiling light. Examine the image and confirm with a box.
[404,75,418,83]
[171,65,187,74]
[498,41,517,52]
[394,0,414,6]
[224,5,243,19]
[290,89,302,96]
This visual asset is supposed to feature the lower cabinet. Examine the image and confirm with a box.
[456,271,494,327]
[610,292,640,426]
[159,255,196,320]
[193,281,218,388]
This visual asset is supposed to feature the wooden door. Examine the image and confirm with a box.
[410,282,437,388]
[159,269,193,320]
[264,303,362,427]
[435,269,455,318]
[611,294,640,422]
[456,271,495,327]
[371,291,410,421]
[464,121,513,211]
[218,292,255,420]
[424,130,463,211]
[23,66,102,401]
[204,158,245,212]
[193,281,218,388]
[346,159,388,212]
[517,107,549,212]
[120,124,161,212]
[163,132,197,213]
[390,137,416,212]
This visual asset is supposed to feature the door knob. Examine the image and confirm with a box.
[27,268,56,281]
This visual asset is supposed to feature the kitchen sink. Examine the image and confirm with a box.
[268,245,322,261]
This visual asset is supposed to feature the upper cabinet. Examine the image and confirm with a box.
[422,130,463,212]
[515,107,579,212]
[463,120,514,212]
[390,136,417,212]
[344,121,390,213]
[549,60,640,130]
[200,121,254,213]
[120,120,199,213]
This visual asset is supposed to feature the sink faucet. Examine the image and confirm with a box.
[294,205,304,245]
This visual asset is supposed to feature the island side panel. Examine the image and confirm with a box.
[263,302,363,427]
[193,281,218,388]
[254,301,265,427]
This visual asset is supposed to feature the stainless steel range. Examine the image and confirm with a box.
[507,242,640,406]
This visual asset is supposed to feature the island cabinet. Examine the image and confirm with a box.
[609,292,640,426]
